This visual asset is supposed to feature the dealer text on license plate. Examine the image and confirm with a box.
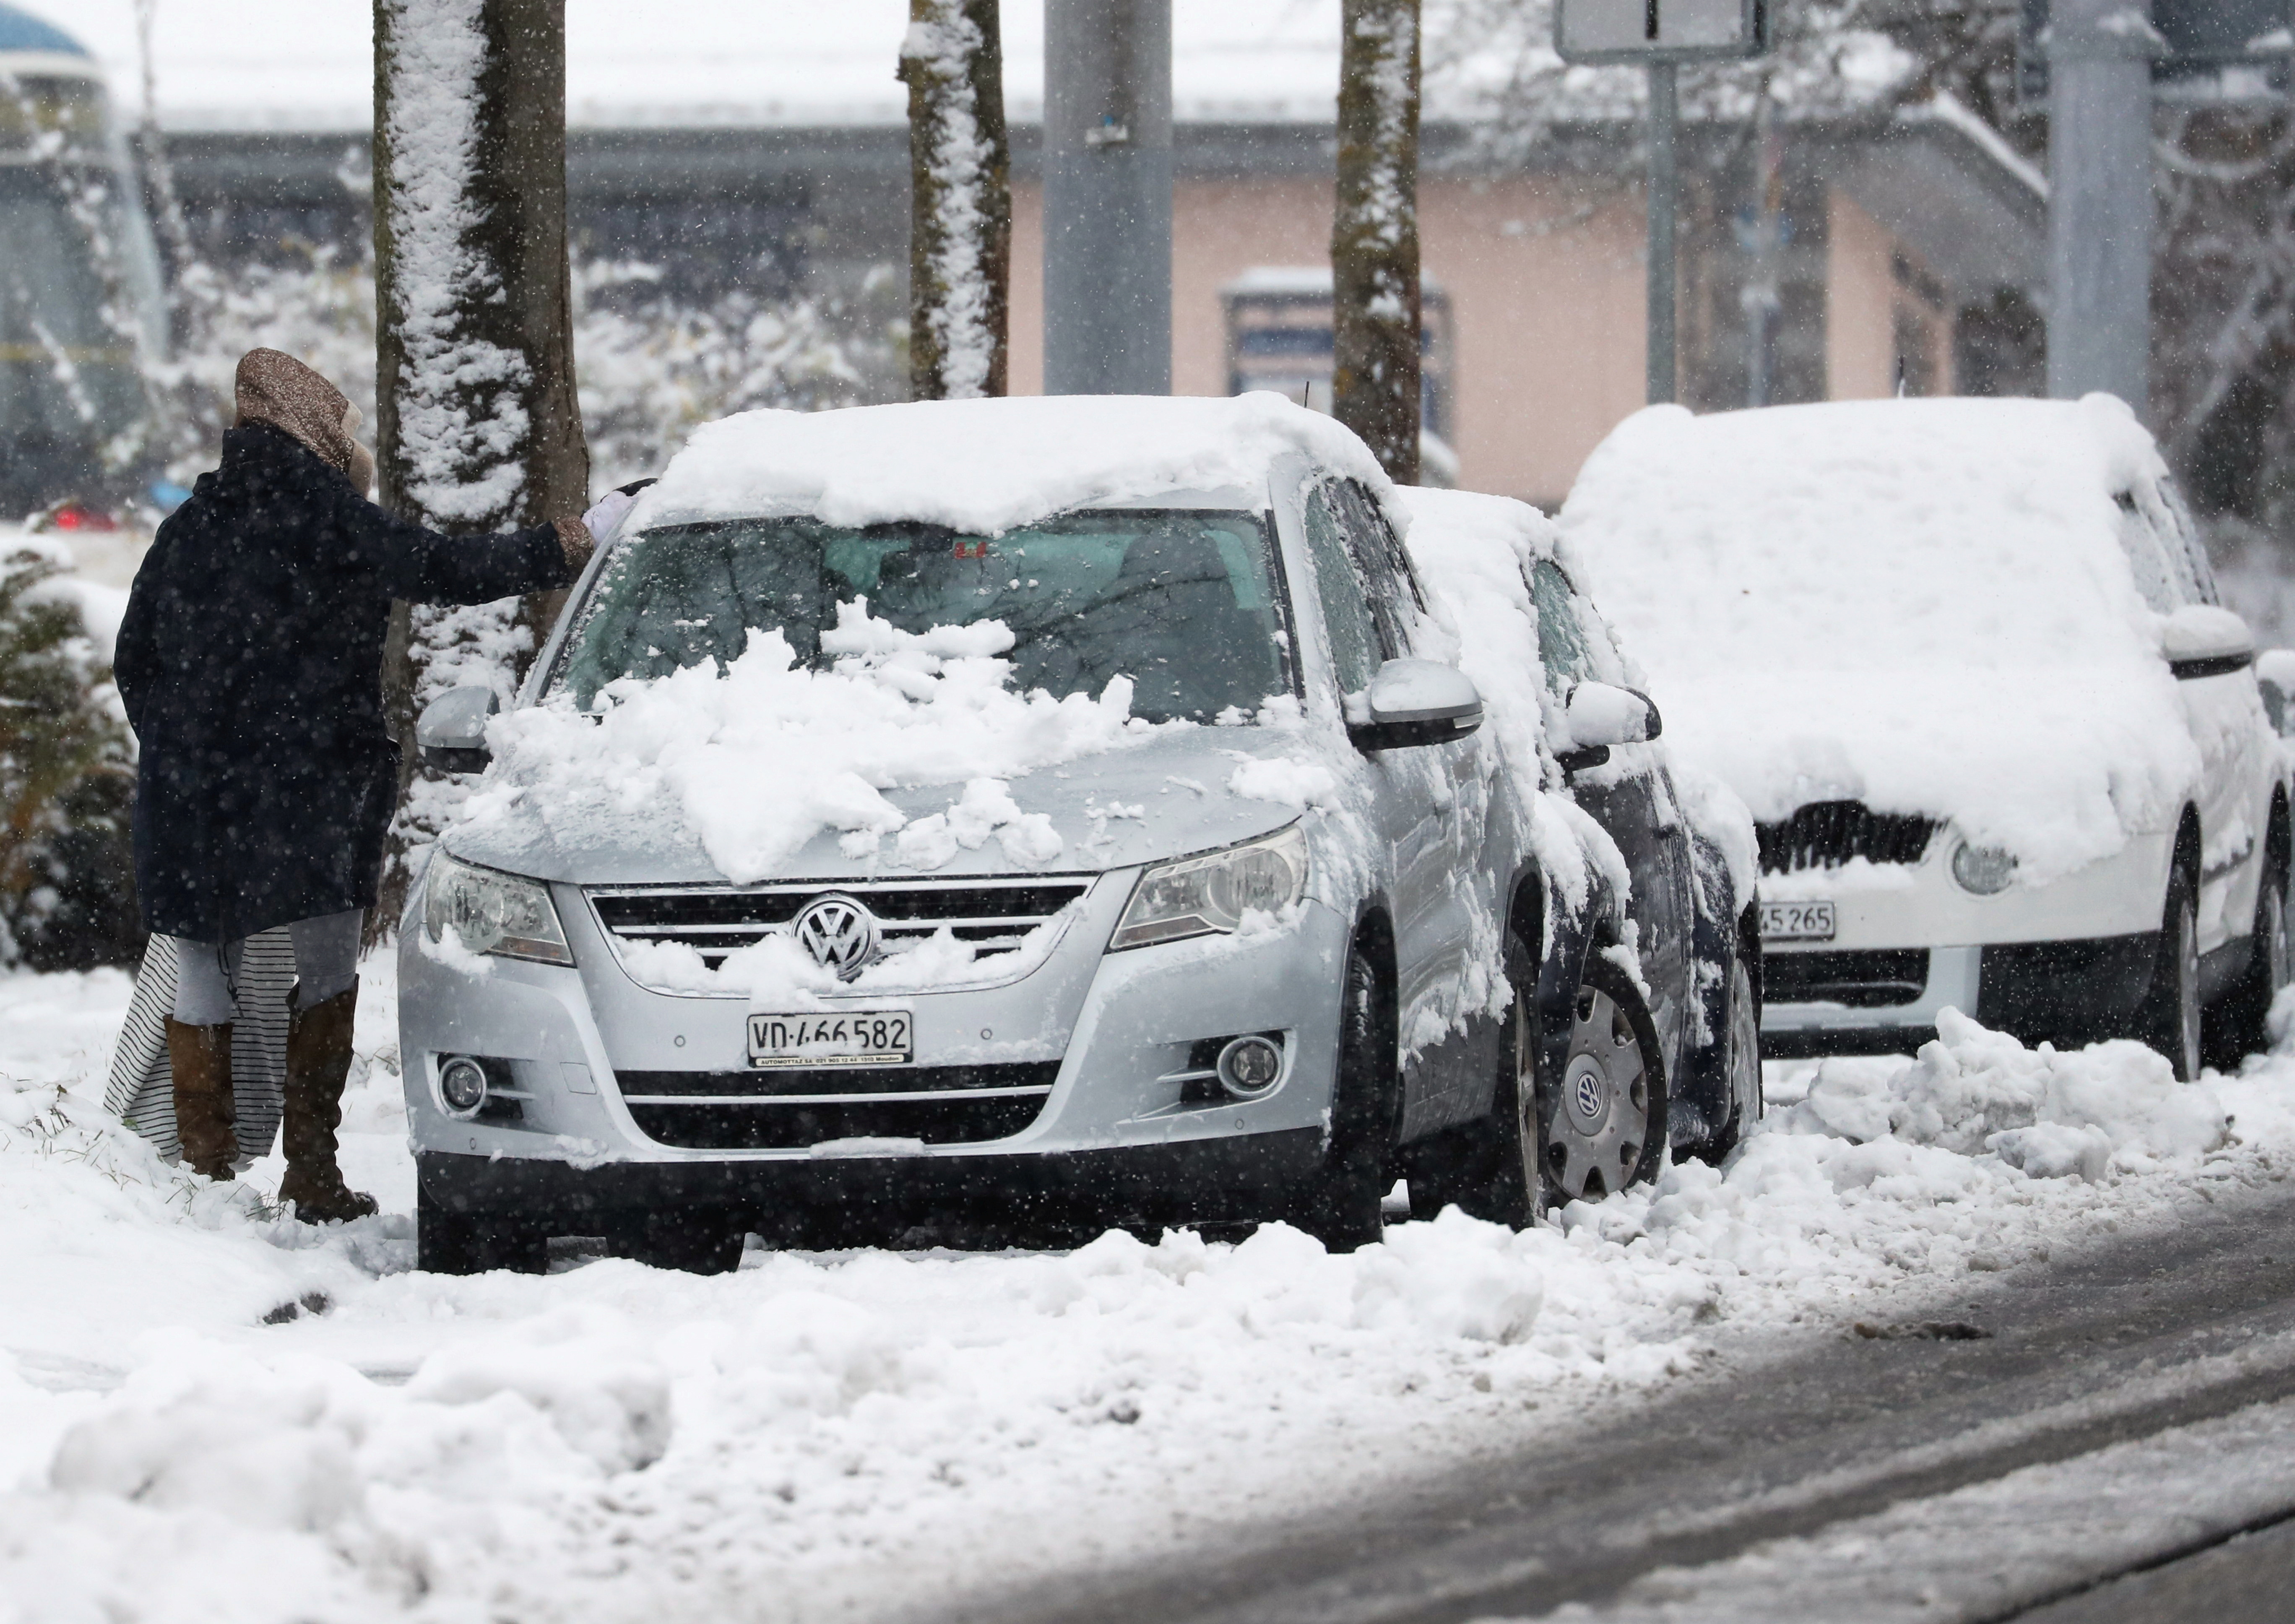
[747,1011,913,1068]
[1759,900,1836,942]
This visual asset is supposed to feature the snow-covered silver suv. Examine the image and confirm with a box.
[398,396,1698,1272]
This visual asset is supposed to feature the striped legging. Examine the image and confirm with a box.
[104,930,296,1166]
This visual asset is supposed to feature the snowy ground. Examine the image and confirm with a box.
[4,963,2295,1624]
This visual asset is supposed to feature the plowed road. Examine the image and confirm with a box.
[991,1177,2295,1624]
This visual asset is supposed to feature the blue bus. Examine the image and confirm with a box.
[0,3,167,516]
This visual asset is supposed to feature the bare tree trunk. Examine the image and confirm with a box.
[1332,0,1420,485]
[900,0,1010,400]
[371,0,588,937]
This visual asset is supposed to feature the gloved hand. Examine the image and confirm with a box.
[581,488,639,547]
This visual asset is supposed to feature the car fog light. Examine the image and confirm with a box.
[438,1056,489,1118]
[1216,1035,1284,1099]
[1951,840,2018,895]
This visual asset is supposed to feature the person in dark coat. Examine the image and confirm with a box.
[113,348,596,1219]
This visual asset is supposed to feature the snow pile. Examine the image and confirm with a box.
[1559,396,2199,880]
[625,392,1387,536]
[1778,1008,2230,1180]
[8,967,2295,1623]
[468,604,1165,890]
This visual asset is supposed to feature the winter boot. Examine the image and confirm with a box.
[278,982,378,1223]
[165,1019,238,1180]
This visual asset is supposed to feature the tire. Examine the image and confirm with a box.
[2207,859,2291,1069]
[417,1188,547,1275]
[1693,939,1764,1166]
[2136,858,2202,1082]
[1460,933,1668,1223]
[1545,954,1669,1202]
[611,1208,745,1275]
[1289,946,1397,1252]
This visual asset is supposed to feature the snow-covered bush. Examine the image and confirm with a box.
[0,536,137,968]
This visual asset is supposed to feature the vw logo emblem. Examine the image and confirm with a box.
[1566,1057,1609,1129]
[792,894,880,978]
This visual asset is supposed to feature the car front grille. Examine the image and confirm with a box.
[1764,949,1931,1008]
[588,878,1094,971]
[617,1061,1060,1150]
[1756,802,1938,875]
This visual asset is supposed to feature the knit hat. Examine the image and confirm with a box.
[234,348,375,494]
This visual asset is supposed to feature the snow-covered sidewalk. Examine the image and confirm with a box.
[4,963,2293,1624]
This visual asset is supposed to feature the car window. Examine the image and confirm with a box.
[554,508,1295,723]
[2157,477,2221,606]
[1336,481,1429,657]
[1302,484,1383,693]
[2113,492,2181,613]
[1529,559,1595,690]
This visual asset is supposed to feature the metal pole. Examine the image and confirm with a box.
[1043,0,1173,395]
[2047,0,2156,415]
[1647,60,1678,406]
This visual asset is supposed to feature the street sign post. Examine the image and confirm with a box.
[1555,0,1768,404]
[2021,0,2293,105]
[2028,1,2292,420]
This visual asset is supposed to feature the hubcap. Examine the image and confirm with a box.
[1538,984,1650,1203]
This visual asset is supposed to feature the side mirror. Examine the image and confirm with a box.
[418,685,500,775]
[2259,650,2295,736]
[2162,604,2255,679]
[1348,658,1484,752]
[1558,682,1661,775]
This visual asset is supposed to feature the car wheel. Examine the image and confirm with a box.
[612,1208,746,1275]
[2206,859,2290,1068]
[1289,947,1397,1252]
[2136,860,2202,1082]
[1545,955,1669,1203]
[1694,942,1763,1165]
[417,1188,547,1275]
[1444,927,1542,1228]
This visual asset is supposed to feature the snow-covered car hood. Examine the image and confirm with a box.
[1655,661,2198,882]
[440,723,1322,887]
[1561,397,2204,881]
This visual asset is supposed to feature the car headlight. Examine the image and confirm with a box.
[1950,839,2018,896]
[424,850,574,965]
[1109,824,1309,951]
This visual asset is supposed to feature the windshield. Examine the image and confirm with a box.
[553,508,1296,723]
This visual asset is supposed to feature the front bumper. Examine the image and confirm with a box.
[416,1130,1325,1230]
[1759,832,2175,1054]
[397,869,1352,1218]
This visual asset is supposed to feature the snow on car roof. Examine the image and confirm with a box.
[626,391,1386,536]
[1556,396,2198,877]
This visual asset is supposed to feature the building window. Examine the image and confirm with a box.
[1220,268,1454,442]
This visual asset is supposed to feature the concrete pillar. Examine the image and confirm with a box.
[2047,0,2157,415]
[1043,0,1172,395]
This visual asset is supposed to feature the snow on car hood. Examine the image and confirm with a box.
[1559,396,2200,881]
[625,391,1389,536]
[442,606,1329,888]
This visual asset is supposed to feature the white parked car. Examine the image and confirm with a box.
[1561,396,2290,1078]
